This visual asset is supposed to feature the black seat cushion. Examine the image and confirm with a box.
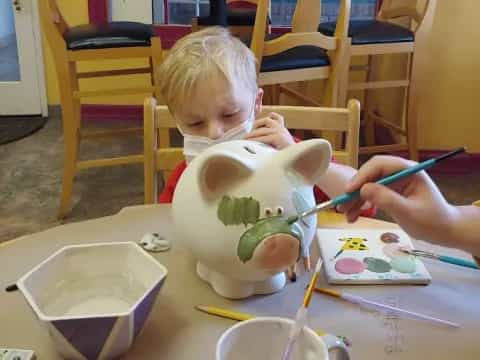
[65,21,154,50]
[260,46,330,73]
[197,8,271,26]
[318,20,414,45]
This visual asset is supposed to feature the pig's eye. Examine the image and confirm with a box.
[264,208,273,217]
[276,206,284,215]
[244,146,256,154]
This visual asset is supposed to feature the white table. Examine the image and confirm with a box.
[1,205,479,359]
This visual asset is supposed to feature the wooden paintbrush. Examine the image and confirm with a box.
[281,259,323,360]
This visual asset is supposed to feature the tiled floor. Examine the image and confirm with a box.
[1,110,479,242]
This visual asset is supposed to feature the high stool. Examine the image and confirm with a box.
[192,0,271,38]
[251,0,350,109]
[39,0,163,218]
[319,0,437,160]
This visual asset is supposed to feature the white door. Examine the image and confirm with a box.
[0,0,47,115]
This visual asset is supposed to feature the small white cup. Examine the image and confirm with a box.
[216,317,349,360]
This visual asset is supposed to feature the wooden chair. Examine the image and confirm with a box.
[143,97,360,204]
[260,99,360,168]
[39,0,163,218]
[191,0,270,38]
[251,0,351,108]
[143,98,184,204]
[319,0,437,160]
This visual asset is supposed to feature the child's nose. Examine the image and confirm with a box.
[207,121,224,140]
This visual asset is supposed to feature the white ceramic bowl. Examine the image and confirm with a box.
[17,242,168,360]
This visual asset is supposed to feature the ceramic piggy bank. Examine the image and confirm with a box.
[172,139,331,299]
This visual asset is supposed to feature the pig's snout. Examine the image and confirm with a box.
[251,234,299,272]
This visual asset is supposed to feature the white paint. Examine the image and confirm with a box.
[109,0,153,24]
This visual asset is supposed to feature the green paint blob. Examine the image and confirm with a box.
[390,256,417,273]
[237,217,301,263]
[364,257,391,273]
[217,195,260,226]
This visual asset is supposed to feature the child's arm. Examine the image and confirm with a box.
[316,162,357,199]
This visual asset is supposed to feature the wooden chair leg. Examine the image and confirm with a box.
[363,55,376,146]
[57,61,80,219]
[405,53,418,161]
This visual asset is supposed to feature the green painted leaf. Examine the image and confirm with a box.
[217,196,260,226]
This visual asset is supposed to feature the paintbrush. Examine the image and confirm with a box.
[281,259,323,360]
[286,147,466,225]
[314,287,459,328]
[194,305,351,346]
[399,248,479,269]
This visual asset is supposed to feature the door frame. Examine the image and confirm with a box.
[32,0,48,117]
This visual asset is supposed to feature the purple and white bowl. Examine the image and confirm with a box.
[17,242,167,359]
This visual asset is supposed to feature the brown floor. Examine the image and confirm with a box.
[1,111,479,243]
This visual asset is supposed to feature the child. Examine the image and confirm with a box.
[339,155,480,259]
[157,27,375,216]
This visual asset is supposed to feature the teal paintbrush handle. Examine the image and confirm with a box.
[438,255,479,269]
[330,159,437,207]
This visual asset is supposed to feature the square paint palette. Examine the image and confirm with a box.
[317,229,431,284]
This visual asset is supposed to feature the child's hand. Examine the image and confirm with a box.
[244,112,295,150]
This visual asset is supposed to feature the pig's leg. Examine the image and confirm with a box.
[303,255,311,271]
[287,263,297,282]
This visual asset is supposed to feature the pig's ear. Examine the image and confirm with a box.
[197,152,254,199]
[281,139,331,185]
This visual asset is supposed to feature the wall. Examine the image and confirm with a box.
[368,0,480,152]
[0,1,15,40]
[414,0,480,152]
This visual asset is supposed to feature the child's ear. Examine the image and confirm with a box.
[254,88,264,117]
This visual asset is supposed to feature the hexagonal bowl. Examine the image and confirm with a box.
[17,242,168,360]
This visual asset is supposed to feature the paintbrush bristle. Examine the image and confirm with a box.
[314,258,323,273]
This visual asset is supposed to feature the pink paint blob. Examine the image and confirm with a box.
[383,243,411,259]
[335,258,366,274]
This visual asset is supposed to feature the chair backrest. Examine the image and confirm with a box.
[251,0,350,107]
[144,97,184,204]
[260,99,360,168]
[378,0,436,33]
[39,0,69,48]
[143,97,360,203]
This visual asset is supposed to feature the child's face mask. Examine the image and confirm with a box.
[179,99,256,164]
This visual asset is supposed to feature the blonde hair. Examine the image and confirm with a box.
[157,27,258,113]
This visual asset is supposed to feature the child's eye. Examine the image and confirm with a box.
[223,111,239,118]
[276,206,284,215]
